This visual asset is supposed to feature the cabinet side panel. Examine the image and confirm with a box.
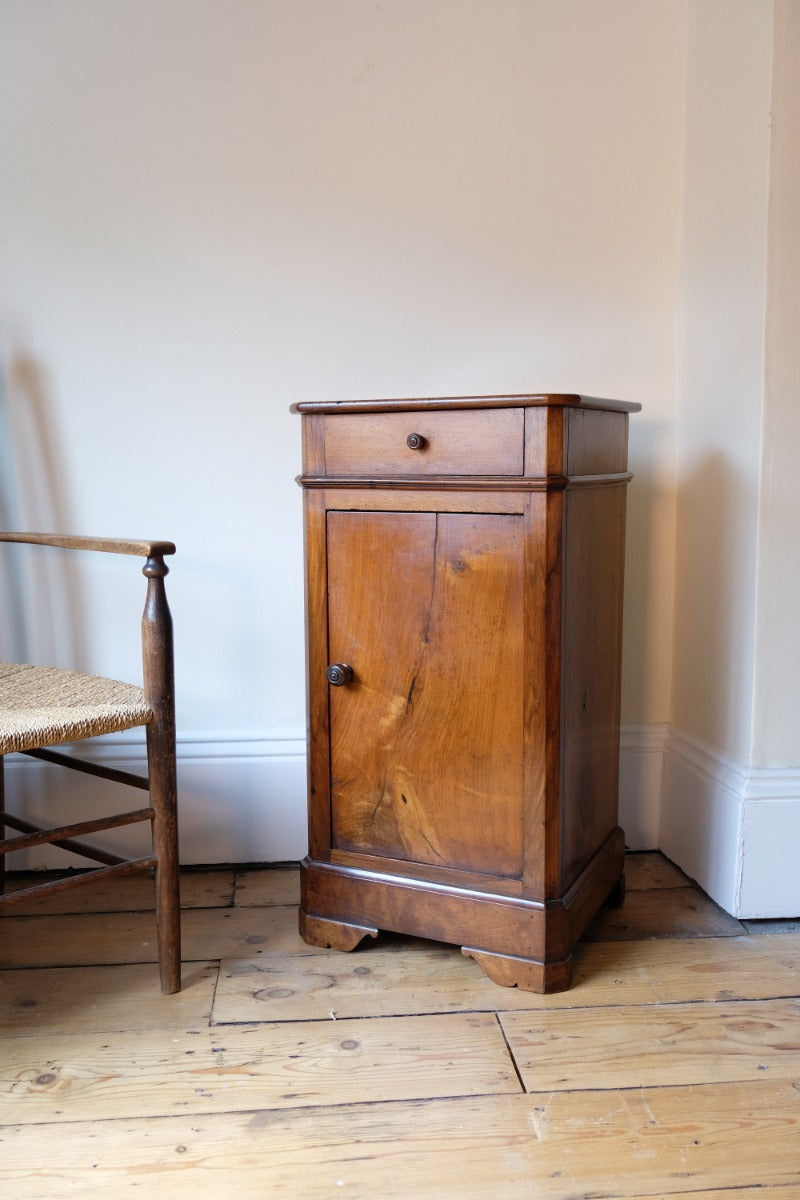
[301,412,326,474]
[566,409,629,476]
[522,491,564,901]
[560,483,628,888]
[327,510,525,878]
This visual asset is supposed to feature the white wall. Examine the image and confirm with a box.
[671,0,772,763]
[741,0,800,913]
[0,1,684,866]
[661,0,800,918]
[754,0,800,768]
[660,0,772,904]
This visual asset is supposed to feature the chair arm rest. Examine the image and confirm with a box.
[0,532,175,557]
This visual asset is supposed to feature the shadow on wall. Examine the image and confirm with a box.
[619,414,675,724]
[671,450,756,758]
[1,346,102,869]
[657,450,759,911]
[612,415,673,850]
[0,346,85,669]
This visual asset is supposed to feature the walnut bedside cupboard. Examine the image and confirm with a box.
[291,393,640,992]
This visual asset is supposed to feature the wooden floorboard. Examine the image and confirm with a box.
[0,903,309,968]
[233,866,300,907]
[2,853,799,1197]
[623,851,692,891]
[0,963,218,1036]
[2,1084,799,1198]
[499,997,800,1090]
[3,869,237,914]
[583,884,745,940]
[211,930,800,1024]
[1,1013,519,1126]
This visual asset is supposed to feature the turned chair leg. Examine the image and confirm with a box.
[142,553,181,994]
[147,720,180,993]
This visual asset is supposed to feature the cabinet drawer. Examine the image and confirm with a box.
[322,408,524,476]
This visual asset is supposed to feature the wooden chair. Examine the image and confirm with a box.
[0,533,180,993]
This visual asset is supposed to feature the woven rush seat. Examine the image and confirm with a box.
[0,662,153,756]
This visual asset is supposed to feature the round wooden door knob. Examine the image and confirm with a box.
[326,663,354,687]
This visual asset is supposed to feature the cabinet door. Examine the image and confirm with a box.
[326,509,524,879]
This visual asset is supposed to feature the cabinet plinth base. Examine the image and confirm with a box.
[607,872,626,908]
[298,911,378,952]
[461,946,572,993]
[298,826,624,994]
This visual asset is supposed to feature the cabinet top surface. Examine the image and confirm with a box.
[291,393,641,416]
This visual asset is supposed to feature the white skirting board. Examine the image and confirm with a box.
[2,736,309,872]
[618,723,668,852]
[4,726,799,919]
[658,727,800,919]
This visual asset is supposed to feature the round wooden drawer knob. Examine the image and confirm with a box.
[406,432,427,450]
[326,663,354,687]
